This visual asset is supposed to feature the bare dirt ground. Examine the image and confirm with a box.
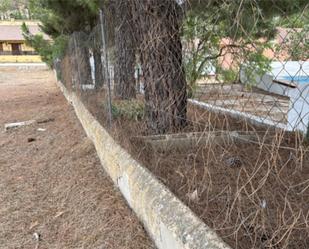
[0,66,154,249]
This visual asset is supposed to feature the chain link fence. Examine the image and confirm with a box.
[56,3,309,135]
[54,2,309,249]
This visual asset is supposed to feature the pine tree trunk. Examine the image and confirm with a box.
[93,49,104,89]
[114,1,136,99]
[73,32,92,86]
[132,0,187,134]
[81,47,92,85]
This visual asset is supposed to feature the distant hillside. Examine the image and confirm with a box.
[0,0,31,20]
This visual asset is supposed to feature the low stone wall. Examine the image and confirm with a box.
[55,79,231,249]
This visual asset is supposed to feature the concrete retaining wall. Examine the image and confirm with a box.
[189,99,288,130]
[55,79,231,249]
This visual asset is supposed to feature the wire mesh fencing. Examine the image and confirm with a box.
[54,1,309,249]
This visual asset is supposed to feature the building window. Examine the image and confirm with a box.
[11,43,22,55]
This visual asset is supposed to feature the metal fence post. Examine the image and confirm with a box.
[99,9,113,128]
[73,33,82,90]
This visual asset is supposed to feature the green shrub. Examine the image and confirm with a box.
[112,100,144,121]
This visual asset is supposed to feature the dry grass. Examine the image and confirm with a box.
[0,67,154,249]
[77,87,309,249]
[110,112,309,249]
[59,53,309,249]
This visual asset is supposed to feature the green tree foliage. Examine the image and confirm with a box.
[275,5,309,28]
[22,22,68,67]
[0,0,12,13]
[273,5,309,61]
[183,0,308,96]
[29,0,100,37]
[22,0,101,67]
[287,25,309,61]
[0,0,30,19]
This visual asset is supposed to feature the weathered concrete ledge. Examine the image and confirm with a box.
[189,98,288,130]
[138,131,258,152]
[56,79,231,249]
